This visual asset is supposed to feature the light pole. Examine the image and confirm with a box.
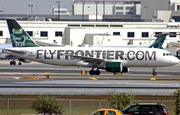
[56,1,60,20]
[3,7,5,14]
[28,5,33,17]
[96,1,99,21]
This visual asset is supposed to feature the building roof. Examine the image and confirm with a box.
[73,0,140,2]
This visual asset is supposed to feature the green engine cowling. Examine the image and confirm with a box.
[105,62,122,72]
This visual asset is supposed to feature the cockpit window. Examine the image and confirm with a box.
[163,53,172,56]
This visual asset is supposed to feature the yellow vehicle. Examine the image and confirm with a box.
[90,108,124,115]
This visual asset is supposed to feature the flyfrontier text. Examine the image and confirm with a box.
[36,50,156,61]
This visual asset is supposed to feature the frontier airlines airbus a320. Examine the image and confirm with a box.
[3,19,179,76]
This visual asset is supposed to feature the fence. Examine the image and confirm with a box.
[0,98,175,115]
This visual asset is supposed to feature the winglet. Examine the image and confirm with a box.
[6,19,39,47]
[148,33,168,49]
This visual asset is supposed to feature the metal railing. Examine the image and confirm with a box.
[0,98,175,115]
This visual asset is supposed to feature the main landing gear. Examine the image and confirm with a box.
[10,60,22,65]
[10,61,16,65]
[89,69,100,75]
[152,67,157,76]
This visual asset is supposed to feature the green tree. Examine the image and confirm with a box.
[173,90,180,115]
[107,90,134,110]
[31,95,65,115]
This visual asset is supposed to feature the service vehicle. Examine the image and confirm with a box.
[122,103,168,115]
[90,108,124,115]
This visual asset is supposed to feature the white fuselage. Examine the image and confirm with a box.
[3,47,179,68]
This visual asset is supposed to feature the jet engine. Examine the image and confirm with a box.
[105,62,129,73]
[19,58,32,63]
[105,62,123,72]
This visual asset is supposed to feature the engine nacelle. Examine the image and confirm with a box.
[19,58,32,63]
[105,62,122,72]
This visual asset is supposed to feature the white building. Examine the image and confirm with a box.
[0,20,180,48]
[73,0,141,20]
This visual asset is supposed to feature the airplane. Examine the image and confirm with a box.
[0,30,167,66]
[2,19,179,76]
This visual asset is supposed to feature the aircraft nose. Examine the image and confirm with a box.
[170,57,179,65]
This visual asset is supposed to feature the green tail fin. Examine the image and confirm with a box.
[6,19,39,47]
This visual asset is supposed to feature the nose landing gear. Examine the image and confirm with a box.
[152,67,157,76]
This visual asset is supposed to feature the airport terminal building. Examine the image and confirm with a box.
[0,0,180,50]
[0,20,180,48]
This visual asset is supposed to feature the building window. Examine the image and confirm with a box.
[126,12,133,15]
[142,32,149,37]
[116,7,123,10]
[169,32,176,37]
[55,11,66,13]
[96,25,108,27]
[81,25,94,27]
[126,7,133,10]
[40,31,48,37]
[55,31,62,37]
[113,32,120,35]
[128,32,134,37]
[110,25,123,27]
[116,12,123,15]
[177,5,180,10]
[68,24,80,27]
[0,31,3,36]
[27,31,33,37]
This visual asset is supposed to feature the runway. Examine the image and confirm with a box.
[0,79,179,95]
[0,60,179,95]
[0,60,179,75]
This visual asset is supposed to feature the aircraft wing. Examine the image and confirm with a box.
[66,54,106,67]
[66,54,105,63]
[2,49,26,55]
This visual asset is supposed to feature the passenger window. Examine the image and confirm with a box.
[106,111,116,115]
[94,111,105,115]
[141,106,151,111]
[154,105,163,111]
[129,106,139,112]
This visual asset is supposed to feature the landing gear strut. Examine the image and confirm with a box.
[152,67,157,76]
[89,69,101,75]
[18,60,22,65]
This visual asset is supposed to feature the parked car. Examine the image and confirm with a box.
[122,103,168,115]
[90,108,124,115]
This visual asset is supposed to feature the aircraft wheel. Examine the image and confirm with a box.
[152,72,157,76]
[89,70,95,75]
[95,69,100,75]
[18,62,22,65]
[10,61,13,65]
[13,61,16,65]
